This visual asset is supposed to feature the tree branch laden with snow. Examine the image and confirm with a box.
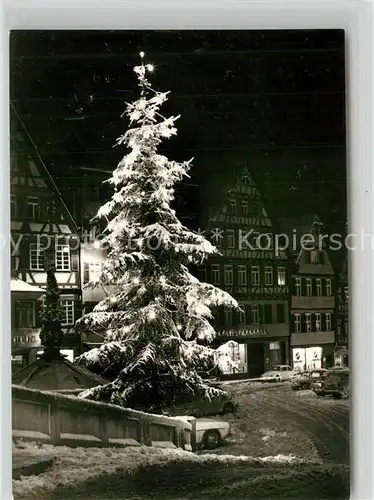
[75,53,238,412]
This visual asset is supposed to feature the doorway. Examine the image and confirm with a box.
[247,342,265,378]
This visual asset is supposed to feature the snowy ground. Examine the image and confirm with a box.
[205,381,349,464]
[12,441,304,500]
[13,382,350,499]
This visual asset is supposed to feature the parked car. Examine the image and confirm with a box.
[260,365,295,382]
[165,386,238,418]
[291,369,328,391]
[173,415,231,449]
[312,368,350,399]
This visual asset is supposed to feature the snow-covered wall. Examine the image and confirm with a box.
[12,385,191,450]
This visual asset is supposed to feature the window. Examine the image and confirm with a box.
[263,234,273,250]
[295,277,302,296]
[294,313,301,333]
[198,266,207,282]
[251,304,259,324]
[29,243,44,270]
[60,299,74,325]
[325,279,332,296]
[46,199,57,216]
[277,267,286,286]
[248,203,260,216]
[276,304,286,323]
[238,305,245,325]
[55,240,71,271]
[89,262,102,281]
[14,300,37,328]
[325,313,332,331]
[251,266,260,285]
[219,342,248,375]
[212,230,222,247]
[305,313,312,332]
[27,197,40,219]
[310,250,318,264]
[264,304,273,323]
[224,308,232,326]
[229,199,236,214]
[226,230,235,249]
[238,265,247,285]
[264,266,273,286]
[241,200,248,216]
[316,279,322,296]
[315,313,322,332]
[211,265,220,285]
[306,278,312,296]
[11,195,17,218]
[224,265,233,285]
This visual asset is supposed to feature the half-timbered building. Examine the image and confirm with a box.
[198,167,290,379]
[278,214,336,371]
[77,167,117,349]
[11,111,82,369]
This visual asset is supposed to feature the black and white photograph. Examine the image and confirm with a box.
[10,30,349,499]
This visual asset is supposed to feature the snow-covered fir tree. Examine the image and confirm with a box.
[75,53,238,412]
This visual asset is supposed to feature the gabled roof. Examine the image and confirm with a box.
[196,161,269,225]
[11,103,79,234]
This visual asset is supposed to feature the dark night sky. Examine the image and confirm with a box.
[10,30,346,233]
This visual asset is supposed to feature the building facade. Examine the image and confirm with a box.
[281,215,336,371]
[198,168,290,379]
[77,167,116,349]
[11,116,82,369]
[335,254,349,367]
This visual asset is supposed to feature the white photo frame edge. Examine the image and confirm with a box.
[1,1,373,499]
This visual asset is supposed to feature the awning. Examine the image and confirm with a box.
[11,279,44,299]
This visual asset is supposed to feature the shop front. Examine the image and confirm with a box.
[215,325,290,379]
[290,331,335,370]
[12,328,42,370]
[292,346,323,371]
[11,279,44,374]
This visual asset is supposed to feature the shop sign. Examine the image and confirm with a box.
[218,328,268,338]
[12,329,41,349]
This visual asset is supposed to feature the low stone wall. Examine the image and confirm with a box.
[12,385,192,450]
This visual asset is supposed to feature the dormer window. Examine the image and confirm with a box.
[229,199,236,215]
[310,250,318,263]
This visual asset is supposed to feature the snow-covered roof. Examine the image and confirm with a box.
[11,279,44,295]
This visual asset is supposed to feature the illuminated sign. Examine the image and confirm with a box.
[218,328,268,338]
[12,329,41,349]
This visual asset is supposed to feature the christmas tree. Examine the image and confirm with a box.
[75,53,238,412]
